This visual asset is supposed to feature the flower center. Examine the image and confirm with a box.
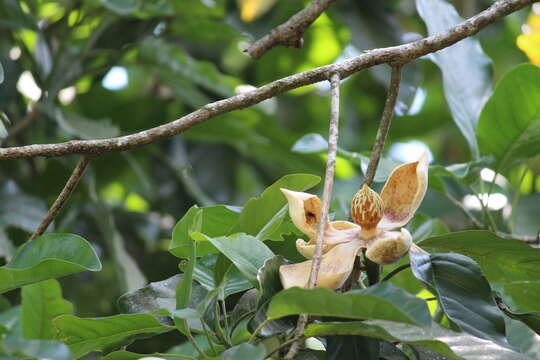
[351,184,383,238]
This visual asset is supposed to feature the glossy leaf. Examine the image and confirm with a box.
[267,282,431,326]
[477,64,540,170]
[416,0,492,158]
[54,314,171,358]
[420,231,540,282]
[0,234,101,294]
[305,320,529,360]
[169,205,239,258]
[192,255,252,299]
[505,316,540,360]
[410,252,507,346]
[192,233,274,285]
[231,174,320,236]
[21,279,73,339]
[292,133,329,154]
[118,275,179,314]
[221,343,266,359]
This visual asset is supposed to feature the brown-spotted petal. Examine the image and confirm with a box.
[365,228,412,265]
[280,188,323,240]
[296,220,360,259]
[378,152,429,230]
[279,239,364,290]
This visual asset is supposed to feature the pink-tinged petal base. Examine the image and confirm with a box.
[279,239,364,290]
[365,228,412,265]
[378,152,428,230]
[296,220,360,258]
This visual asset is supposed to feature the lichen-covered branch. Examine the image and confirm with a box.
[0,0,534,161]
[244,0,336,59]
[285,72,341,359]
[29,156,92,240]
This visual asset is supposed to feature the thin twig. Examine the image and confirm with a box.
[382,263,411,282]
[245,0,336,59]
[363,65,403,187]
[285,72,341,359]
[29,155,93,240]
[0,0,533,160]
[445,192,484,229]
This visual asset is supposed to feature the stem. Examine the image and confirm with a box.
[220,300,231,342]
[248,318,273,343]
[363,65,403,187]
[199,319,218,356]
[284,72,341,359]
[214,300,232,347]
[183,323,207,359]
[265,337,305,359]
[382,263,411,282]
[445,192,483,229]
[29,155,92,240]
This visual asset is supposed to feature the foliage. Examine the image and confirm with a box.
[1,0,540,359]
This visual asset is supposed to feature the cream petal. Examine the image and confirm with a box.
[281,188,323,239]
[365,228,412,265]
[378,152,428,230]
[279,240,364,290]
[295,220,361,259]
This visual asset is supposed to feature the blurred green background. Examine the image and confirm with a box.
[0,0,538,350]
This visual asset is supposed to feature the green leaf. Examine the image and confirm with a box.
[419,230,540,282]
[118,275,179,314]
[53,314,171,358]
[0,181,47,233]
[267,282,431,326]
[192,233,274,285]
[416,0,492,158]
[55,112,120,140]
[305,320,529,360]
[0,234,101,294]
[101,0,141,15]
[326,335,380,360]
[477,64,540,170]
[169,205,239,258]
[0,61,4,84]
[505,316,540,360]
[192,255,253,299]
[359,155,402,183]
[231,174,320,236]
[410,252,507,346]
[175,213,197,334]
[504,282,540,313]
[21,279,73,340]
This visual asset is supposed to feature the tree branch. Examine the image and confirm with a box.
[285,72,341,359]
[363,65,403,186]
[0,0,534,161]
[29,155,92,240]
[244,0,336,60]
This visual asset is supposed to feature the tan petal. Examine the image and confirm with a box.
[279,240,364,290]
[281,188,323,239]
[295,220,360,259]
[365,228,412,265]
[378,152,429,230]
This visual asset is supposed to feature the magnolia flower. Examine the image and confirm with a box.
[279,152,428,290]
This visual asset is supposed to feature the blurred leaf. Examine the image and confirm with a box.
[407,213,449,243]
[0,181,47,233]
[0,227,15,261]
[410,252,507,346]
[3,327,73,360]
[231,174,320,236]
[169,205,239,258]
[0,61,3,84]
[101,350,192,359]
[360,155,402,183]
[268,282,431,326]
[0,111,10,139]
[55,111,120,140]
[35,32,52,78]
[192,233,274,285]
[416,0,492,158]
[0,234,101,294]
[305,320,529,360]
[21,279,73,340]
[54,314,171,358]
[419,231,540,282]
[0,0,38,30]
[477,64,540,171]
[292,133,329,154]
[221,343,266,359]
[101,0,141,15]
[505,316,540,360]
